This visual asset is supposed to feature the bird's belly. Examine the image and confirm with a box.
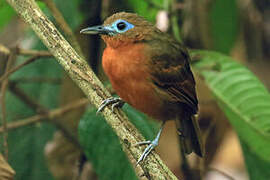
[111,77,164,120]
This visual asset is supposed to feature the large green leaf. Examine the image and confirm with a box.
[240,138,270,180]
[78,103,158,180]
[192,50,270,179]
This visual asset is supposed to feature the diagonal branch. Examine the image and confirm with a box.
[5,0,178,179]
[42,0,83,56]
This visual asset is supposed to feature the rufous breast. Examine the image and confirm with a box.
[102,43,163,120]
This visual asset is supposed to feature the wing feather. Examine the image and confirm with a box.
[146,38,198,114]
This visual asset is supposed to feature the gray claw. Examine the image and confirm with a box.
[96,97,124,114]
[136,122,165,165]
[134,140,152,146]
[136,143,156,165]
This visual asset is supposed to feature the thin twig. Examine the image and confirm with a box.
[8,82,48,114]
[42,0,83,56]
[7,83,83,147]
[0,44,52,57]
[0,98,89,133]
[0,50,16,159]
[0,44,10,55]
[18,48,52,56]
[0,44,11,77]
[0,55,47,83]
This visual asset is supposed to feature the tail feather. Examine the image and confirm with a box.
[176,114,204,157]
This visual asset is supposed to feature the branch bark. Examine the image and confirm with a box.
[42,0,83,56]
[5,0,178,179]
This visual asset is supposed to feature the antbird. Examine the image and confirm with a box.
[80,12,204,164]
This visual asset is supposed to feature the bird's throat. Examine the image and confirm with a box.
[101,35,142,49]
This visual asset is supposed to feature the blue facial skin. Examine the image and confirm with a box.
[105,19,135,36]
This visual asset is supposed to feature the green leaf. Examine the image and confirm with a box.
[192,50,270,179]
[210,0,239,54]
[78,104,158,180]
[240,139,270,180]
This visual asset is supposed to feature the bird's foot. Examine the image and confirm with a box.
[97,97,125,114]
[135,138,159,165]
[135,123,165,164]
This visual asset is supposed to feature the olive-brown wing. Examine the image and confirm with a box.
[147,40,198,114]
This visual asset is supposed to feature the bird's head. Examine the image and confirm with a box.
[80,12,158,48]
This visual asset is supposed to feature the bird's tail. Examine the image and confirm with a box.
[176,114,204,157]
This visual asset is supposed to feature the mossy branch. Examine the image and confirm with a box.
[5,0,178,179]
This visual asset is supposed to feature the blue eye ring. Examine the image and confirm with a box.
[111,19,134,33]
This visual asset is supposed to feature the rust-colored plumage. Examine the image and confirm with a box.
[81,12,204,161]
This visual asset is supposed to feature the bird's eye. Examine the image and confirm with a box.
[116,22,127,31]
[111,19,134,34]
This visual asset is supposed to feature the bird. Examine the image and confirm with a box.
[80,12,204,164]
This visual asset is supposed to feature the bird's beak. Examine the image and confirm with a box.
[80,25,114,35]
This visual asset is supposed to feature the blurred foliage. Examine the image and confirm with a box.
[1,0,84,179]
[79,104,158,180]
[49,0,83,29]
[210,0,239,54]
[4,38,61,180]
[127,0,163,22]
[3,38,61,180]
[192,50,270,179]
[0,1,47,31]
[0,1,15,31]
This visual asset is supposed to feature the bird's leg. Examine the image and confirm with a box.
[135,122,165,164]
[97,97,125,114]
